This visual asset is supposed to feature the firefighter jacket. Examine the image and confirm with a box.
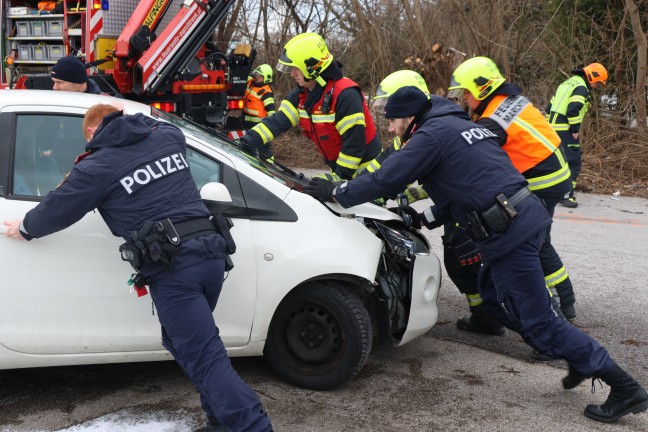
[476,89,571,197]
[243,79,275,125]
[360,136,401,174]
[546,75,591,134]
[243,77,382,180]
[21,112,226,275]
[334,95,551,262]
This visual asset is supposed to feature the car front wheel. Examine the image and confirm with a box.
[264,282,373,390]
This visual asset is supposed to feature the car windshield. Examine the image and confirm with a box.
[151,109,307,190]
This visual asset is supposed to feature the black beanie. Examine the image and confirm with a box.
[51,56,88,84]
[384,86,430,119]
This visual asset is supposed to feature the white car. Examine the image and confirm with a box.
[0,90,441,390]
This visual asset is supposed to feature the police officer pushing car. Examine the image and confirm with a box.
[4,104,273,432]
[303,86,648,424]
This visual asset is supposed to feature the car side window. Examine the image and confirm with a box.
[186,147,222,191]
[13,114,85,197]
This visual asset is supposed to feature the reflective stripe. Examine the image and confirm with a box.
[545,266,569,288]
[336,112,366,135]
[354,159,373,177]
[310,113,336,123]
[364,159,382,173]
[253,123,274,144]
[279,100,299,126]
[264,97,275,106]
[466,293,483,307]
[422,207,435,226]
[244,115,263,123]
[336,152,362,170]
[513,116,557,153]
[245,108,260,116]
[527,150,571,191]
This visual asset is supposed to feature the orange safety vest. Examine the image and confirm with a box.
[298,78,377,162]
[243,80,273,119]
[481,94,560,173]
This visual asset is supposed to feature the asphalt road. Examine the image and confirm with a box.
[1,191,647,432]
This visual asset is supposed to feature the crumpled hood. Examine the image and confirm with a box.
[326,201,401,222]
[86,112,154,150]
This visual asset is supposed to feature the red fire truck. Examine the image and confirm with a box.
[1,0,254,128]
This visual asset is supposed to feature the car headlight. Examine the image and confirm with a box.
[373,222,429,261]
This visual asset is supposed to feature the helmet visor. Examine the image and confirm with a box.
[446,88,464,100]
[276,49,294,74]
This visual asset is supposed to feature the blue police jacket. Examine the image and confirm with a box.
[22,111,226,275]
[335,96,552,262]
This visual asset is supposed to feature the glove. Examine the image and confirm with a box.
[312,172,344,184]
[388,205,422,229]
[403,185,429,204]
[453,237,481,273]
[303,177,337,202]
[238,134,258,155]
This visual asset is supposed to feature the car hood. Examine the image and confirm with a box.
[325,202,402,222]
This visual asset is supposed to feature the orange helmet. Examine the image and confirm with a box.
[583,63,608,86]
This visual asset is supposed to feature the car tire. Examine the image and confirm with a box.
[264,282,373,390]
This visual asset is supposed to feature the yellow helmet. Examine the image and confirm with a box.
[583,62,607,86]
[371,70,429,111]
[276,33,333,86]
[252,64,273,84]
[448,56,505,100]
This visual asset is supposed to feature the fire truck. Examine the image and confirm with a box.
[0,0,255,128]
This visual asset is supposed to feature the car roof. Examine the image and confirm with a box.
[0,89,152,115]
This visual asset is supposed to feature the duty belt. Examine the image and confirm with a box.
[465,186,533,240]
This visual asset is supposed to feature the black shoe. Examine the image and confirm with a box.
[563,366,588,389]
[456,315,505,336]
[561,304,576,321]
[584,364,648,423]
[559,198,578,208]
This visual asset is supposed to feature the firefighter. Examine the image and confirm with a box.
[243,64,276,129]
[50,55,102,94]
[239,32,382,180]
[447,57,577,321]
[364,69,503,335]
[302,86,648,424]
[546,62,608,208]
[4,104,273,432]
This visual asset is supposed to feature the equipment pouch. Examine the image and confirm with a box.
[212,214,236,255]
[481,203,510,233]
[465,211,490,240]
[495,193,518,219]
[119,242,143,271]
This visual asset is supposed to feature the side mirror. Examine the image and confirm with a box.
[200,182,232,202]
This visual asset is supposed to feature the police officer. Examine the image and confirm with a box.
[243,64,276,129]
[303,86,648,423]
[448,57,577,321]
[239,33,381,180]
[546,62,608,208]
[51,55,102,94]
[363,69,503,335]
[4,104,273,432]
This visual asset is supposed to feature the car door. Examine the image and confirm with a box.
[0,108,164,355]
[0,107,256,357]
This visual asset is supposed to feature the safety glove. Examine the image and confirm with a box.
[312,172,344,185]
[388,205,422,229]
[403,185,429,204]
[304,177,337,202]
[238,134,258,156]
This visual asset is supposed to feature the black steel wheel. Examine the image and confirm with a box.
[264,282,372,390]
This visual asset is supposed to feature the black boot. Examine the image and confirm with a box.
[562,365,588,389]
[584,364,648,423]
[456,304,505,336]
